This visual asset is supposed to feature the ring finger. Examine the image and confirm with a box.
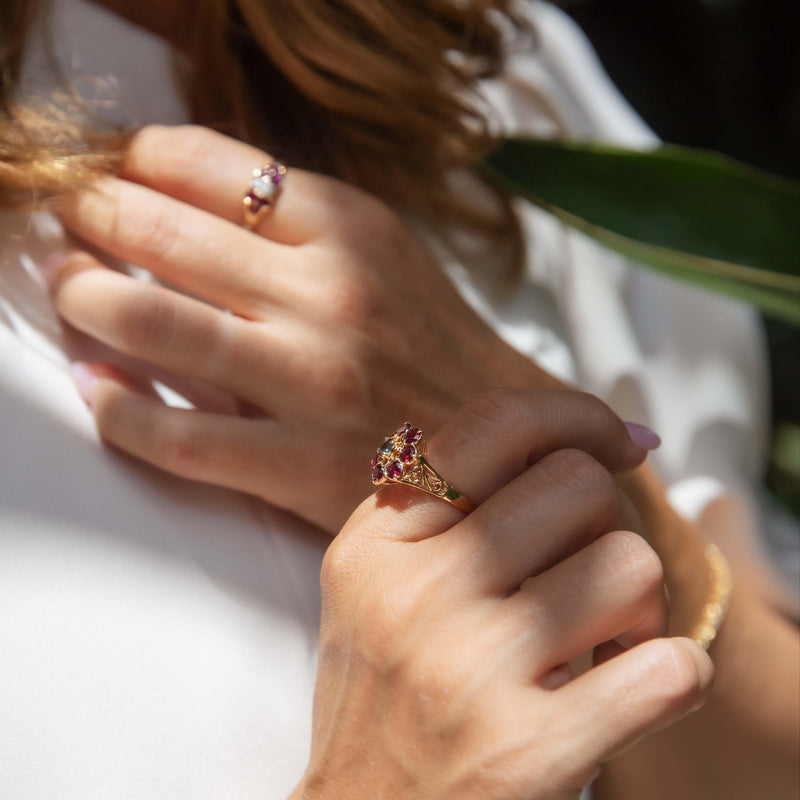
[51,251,296,410]
[120,124,353,244]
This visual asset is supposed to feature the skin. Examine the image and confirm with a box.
[286,392,713,800]
[45,125,799,799]
[45,0,800,783]
[50,126,559,531]
[594,489,800,800]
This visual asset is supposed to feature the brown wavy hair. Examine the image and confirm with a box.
[1,0,527,260]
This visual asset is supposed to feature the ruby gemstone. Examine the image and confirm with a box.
[404,427,422,444]
[247,193,264,213]
[372,464,385,483]
[387,461,403,480]
[399,445,416,463]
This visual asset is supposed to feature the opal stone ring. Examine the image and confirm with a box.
[242,162,286,230]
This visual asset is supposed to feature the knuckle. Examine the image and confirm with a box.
[111,191,181,259]
[319,536,360,595]
[318,552,343,598]
[460,388,530,432]
[571,390,613,419]
[552,390,626,451]
[600,530,665,595]
[116,286,177,354]
[166,125,220,172]
[129,125,219,181]
[558,390,617,430]
[154,416,205,476]
[541,448,614,498]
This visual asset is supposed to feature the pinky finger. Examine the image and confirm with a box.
[530,637,713,789]
[71,361,285,501]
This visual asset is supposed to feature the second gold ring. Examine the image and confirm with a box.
[242,161,286,230]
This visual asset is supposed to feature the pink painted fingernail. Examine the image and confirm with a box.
[624,421,661,451]
[70,362,99,406]
[41,251,72,289]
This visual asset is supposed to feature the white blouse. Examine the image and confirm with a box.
[0,1,793,798]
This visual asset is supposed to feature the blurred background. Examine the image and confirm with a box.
[561,0,800,515]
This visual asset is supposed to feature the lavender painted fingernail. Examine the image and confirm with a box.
[70,362,99,406]
[624,421,661,450]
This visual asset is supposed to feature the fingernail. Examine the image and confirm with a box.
[41,251,71,289]
[624,421,661,451]
[70,362,99,406]
[539,664,573,691]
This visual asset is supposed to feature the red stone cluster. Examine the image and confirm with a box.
[371,423,423,485]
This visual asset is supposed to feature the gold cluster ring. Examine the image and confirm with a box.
[370,423,475,514]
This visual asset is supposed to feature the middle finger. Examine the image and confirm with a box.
[59,178,296,319]
[51,251,294,409]
[502,529,669,680]
[443,447,646,596]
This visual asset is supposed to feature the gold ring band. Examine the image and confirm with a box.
[370,423,475,513]
[242,162,286,230]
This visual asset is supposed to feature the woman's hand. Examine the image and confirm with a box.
[293,390,713,800]
[48,124,609,531]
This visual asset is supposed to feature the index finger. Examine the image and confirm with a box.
[121,124,357,244]
[429,388,653,504]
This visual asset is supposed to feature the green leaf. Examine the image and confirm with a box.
[482,139,800,324]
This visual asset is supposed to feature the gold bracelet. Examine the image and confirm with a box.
[690,543,733,651]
